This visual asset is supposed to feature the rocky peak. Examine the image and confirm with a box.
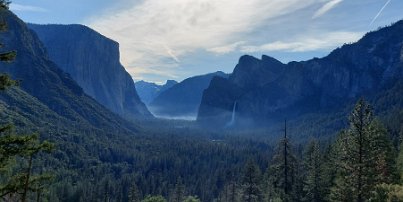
[29,24,152,119]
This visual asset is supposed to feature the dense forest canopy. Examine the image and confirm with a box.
[0,0,403,201]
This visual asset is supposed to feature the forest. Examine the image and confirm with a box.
[1,0,403,201]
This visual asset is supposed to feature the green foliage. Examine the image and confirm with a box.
[398,143,403,182]
[183,195,201,202]
[128,182,142,202]
[0,74,17,90]
[330,99,397,201]
[0,132,54,201]
[141,195,167,202]
[302,140,325,202]
[171,178,185,202]
[0,51,16,62]
[241,160,262,202]
[370,183,403,202]
[267,130,298,202]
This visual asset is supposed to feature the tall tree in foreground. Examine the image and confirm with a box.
[1,3,54,201]
[267,120,297,202]
[302,140,324,202]
[330,99,397,201]
[241,160,262,202]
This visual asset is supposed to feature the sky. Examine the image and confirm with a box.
[11,0,403,83]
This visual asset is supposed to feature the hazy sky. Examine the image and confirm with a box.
[11,0,403,83]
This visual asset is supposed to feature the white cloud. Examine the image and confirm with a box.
[240,31,363,53]
[87,0,321,79]
[10,3,47,12]
[312,0,343,19]
[208,41,246,54]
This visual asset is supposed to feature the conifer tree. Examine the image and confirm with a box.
[128,182,142,202]
[172,178,185,202]
[1,4,54,200]
[267,120,297,202]
[330,99,397,201]
[302,140,324,202]
[241,160,262,202]
[0,0,17,90]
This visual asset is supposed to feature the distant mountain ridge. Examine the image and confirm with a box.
[198,20,403,127]
[135,80,177,105]
[150,71,228,118]
[28,24,152,120]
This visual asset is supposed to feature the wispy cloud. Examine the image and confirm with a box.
[240,31,362,53]
[87,0,320,79]
[370,0,391,25]
[10,3,47,12]
[208,41,246,54]
[312,0,343,19]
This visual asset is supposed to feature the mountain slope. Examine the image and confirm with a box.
[150,71,228,118]
[198,21,403,127]
[135,80,177,105]
[0,9,138,134]
[28,24,152,120]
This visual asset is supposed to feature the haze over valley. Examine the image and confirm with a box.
[1,0,403,201]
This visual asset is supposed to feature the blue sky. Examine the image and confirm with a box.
[11,0,403,83]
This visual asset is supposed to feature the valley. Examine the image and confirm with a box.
[1,1,403,202]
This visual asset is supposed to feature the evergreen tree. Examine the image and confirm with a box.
[217,171,240,202]
[0,1,17,90]
[241,160,261,202]
[267,120,297,202]
[128,182,142,202]
[302,140,324,202]
[0,134,54,200]
[142,195,167,202]
[330,99,397,201]
[172,178,185,202]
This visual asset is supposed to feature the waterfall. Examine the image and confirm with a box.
[226,101,237,127]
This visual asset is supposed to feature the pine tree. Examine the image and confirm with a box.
[302,140,324,202]
[172,178,185,202]
[0,1,17,90]
[128,182,142,202]
[330,99,397,201]
[241,160,262,202]
[0,134,54,200]
[267,120,297,202]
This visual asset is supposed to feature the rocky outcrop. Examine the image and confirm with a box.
[28,24,152,119]
[150,71,228,118]
[198,20,403,127]
[135,80,177,105]
[0,9,138,133]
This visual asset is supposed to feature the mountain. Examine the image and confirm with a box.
[0,9,138,134]
[135,80,177,105]
[198,21,403,127]
[149,71,228,119]
[28,24,152,120]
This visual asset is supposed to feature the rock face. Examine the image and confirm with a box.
[0,9,138,133]
[28,24,152,119]
[135,80,177,105]
[198,20,403,127]
[149,71,228,118]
